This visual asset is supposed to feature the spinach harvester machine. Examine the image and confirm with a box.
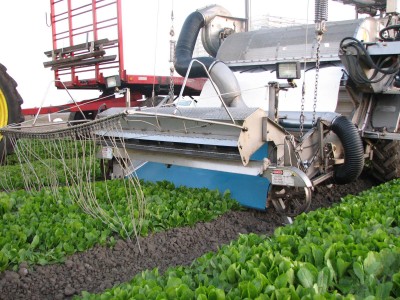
[1,0,400,221]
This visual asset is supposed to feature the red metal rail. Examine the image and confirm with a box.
[22,77,206,116]
[47,0,124,87]
[25,0,206,116]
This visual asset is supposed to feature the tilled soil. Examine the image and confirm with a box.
[0,174,377,300]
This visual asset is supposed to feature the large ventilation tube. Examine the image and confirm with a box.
[330,116,364,184]
[174,5,246,108]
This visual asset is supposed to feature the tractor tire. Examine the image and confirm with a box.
[0,63,24,163]
[370,139,400,182]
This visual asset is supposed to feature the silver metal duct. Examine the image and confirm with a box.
[174,4,246,108]
[207,61,245,107]
[199,5,231,57]
[216,18,380,70]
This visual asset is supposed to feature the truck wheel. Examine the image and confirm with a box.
[370,140,400,182]
[0,64,24,163]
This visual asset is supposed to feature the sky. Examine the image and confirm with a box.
[0,0,357,109]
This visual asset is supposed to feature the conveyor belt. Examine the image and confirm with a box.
[97,106,269,165]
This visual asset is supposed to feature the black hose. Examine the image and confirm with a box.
[339,37,400,85]
[174,11,215,78]
[379,24,400,41]
[330,116,364,184]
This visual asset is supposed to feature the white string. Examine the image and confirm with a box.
[1,115,146,245]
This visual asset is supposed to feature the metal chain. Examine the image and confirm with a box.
[313,34,322,126]
[300,20,325,138]
[299,80,306,138]
[169,9,175,102]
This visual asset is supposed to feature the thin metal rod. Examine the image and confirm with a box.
[126,110,244,130]
[32,80,87,126]
[15,120,91,130]
[178,58,236,124]
[2,112,126,137]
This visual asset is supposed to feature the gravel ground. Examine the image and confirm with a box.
[0,173,377,300]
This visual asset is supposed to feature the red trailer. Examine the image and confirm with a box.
[22,0,205,120]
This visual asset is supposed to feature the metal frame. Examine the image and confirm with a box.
[23,0,207,116]
[49,0,123,88]
[46,0,207,92]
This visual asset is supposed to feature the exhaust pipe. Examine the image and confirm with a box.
[174,5,246,108]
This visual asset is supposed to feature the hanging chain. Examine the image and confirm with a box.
[312,34,322,127]
[300,21,325,138]
[299,80,306,138]
[169,8,176,102]
[312,11,326,126]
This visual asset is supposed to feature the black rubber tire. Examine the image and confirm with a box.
[0,64,24,163]
[370,140,400,182]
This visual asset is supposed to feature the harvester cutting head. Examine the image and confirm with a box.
[95,103,318,217]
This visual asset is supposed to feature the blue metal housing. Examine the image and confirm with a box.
[135,144,270,210]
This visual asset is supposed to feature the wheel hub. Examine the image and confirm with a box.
[269,185,312,217]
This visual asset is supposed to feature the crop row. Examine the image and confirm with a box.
[0,180,240,271]
[76,179,400,299]
[0,158,103,191]
[3,139,89,166]
[1,139,102,191]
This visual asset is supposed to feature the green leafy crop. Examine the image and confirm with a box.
[0,180,239,271]
[77,179,400,299]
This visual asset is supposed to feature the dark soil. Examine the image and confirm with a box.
[0,174,377,300]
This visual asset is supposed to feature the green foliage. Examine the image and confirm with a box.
[0,139,102,191]
[142,182,239,234]
[4,139,89,166]
[0,158,102,191]
[77,179,400,299]
[0,180,238,271]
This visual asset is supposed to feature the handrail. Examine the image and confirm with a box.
[177,58,237,125]
[32,80,87,126]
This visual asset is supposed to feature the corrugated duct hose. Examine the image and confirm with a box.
[330,116,364,184]
[174,11,214,78]
[174,7,246,108]
[314,0,364,184]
